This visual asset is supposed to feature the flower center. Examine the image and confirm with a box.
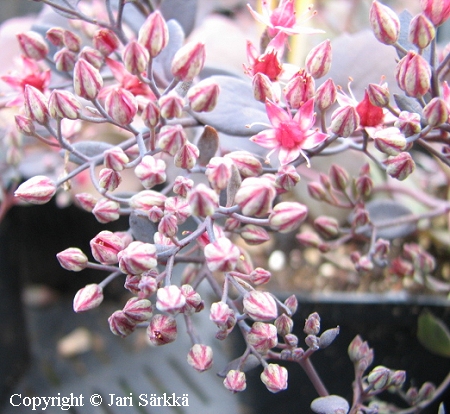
[276,121,304,149]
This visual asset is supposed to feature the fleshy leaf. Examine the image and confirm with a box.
[417,310,450,358]
[310,395,349,414]
[393,94,424,121]
[44,0,81,19]
[160,0,197,38]
[365,199,416,239]
[129,211,157,243]
[192,76,269,136]
[62,141,114,165]
[216,354,260,378]
[153,19,185,85]
[438,402,446,414]
[197,125,219,166]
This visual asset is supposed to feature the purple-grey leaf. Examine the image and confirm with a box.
[216,354,260,378]
[62,141,114,165]
[160,0,197,38]
[192,75,269,137]
[310,395,349,414]
[129,211,157,243]
[153,19,185,85]
[366,199,416,239]
[44,0,81,19]
[393,94,424,122]
[197,125,219,166]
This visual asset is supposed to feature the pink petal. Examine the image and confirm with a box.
[278,147,301,165]
[294,98,315,130]
[301,130,328,149]
[105,57,125,82]
[266,99,290,127]
[247,4,273,28]
[250,129,278,149]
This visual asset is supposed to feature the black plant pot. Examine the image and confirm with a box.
[238,293,450,414]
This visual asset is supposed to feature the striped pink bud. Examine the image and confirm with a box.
[118,241,157,275]
[369,0,400,45]
[73,284,103,312]
[171,42,206,81]
[204,237,240,272]
[135,155,166,189]
[159,91,184,119]
[73,58,103,100]
[156,285,186,314]
[305,40,332,79]
[14,175,56,205]
[235,177,276,218]
[24,85,49,124]
[260,364,288,393]
[187,344,213,372]
[223,370,247,393]
[129,190,166,211]
[17,31,48,60]
[108,310,136,337]
[243,290,278,322]
[395,51,431,98]
[93,28,119,56]
[90,230,124,264]
[247,322,278,353]
[188,183,219,217]
[158,125,187,156]
[56,247,88,272]
[330,105,360,137]
[147,314,177,345]
[138,10,169,58]
[48,89,81,120]
[105,87,137,125]
[409,14,435,49]
[53,48,77,72]
[269,201,308,233]
[123,40,149,75]
[104,147,129,171]
[123,297,153,322]
[384,152,416,180]
[92,198,120,223]
[187,78,220,112]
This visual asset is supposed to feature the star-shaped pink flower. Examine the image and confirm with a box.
[247,0,323,38]
[250,98,328,165]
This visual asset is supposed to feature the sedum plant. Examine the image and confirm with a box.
[1,0,450,412]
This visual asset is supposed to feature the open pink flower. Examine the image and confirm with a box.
[247,0,323,38]
[250,98,327,165]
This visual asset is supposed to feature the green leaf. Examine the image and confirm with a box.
[417,310,450,358]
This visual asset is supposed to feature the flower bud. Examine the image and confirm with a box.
[46,27,65,46]
[141,101,160,129]
[104,147,129,171]
[235,177,277,218]
[368,366,391,390]
[187,344,213,372]
[283,70,315,109]
[305,334,320,350]
[24,85,49,124]
[15,115,35,136]
[73,284,103,312]
[188,183,219,217]
[409,13,435,49]
[224,151,263,178]
[330,105,360,137]
[123,297,153,322]
[395,111,421,137]
[304,312,321,336]
[204,237,240,272]
[275,164,300,191]
[284,295,298,315]
[14,175,56,205]
[319,327,340,348]
[156,285,186,314]
[174,141,199,169]
[367,83,390,107]
[390,370,407,388]
[224,370,246,393]
[396,51,431,98]
[147,314,177,345]
[138,272,159,297]
[374,127,406,155]
[275,314,293,336]
[90,230,124,264]
[57,247,88,271]
[73,58,103,100]
[417,382,436,401]
[171,42,206,81]
[244,267,269,286]
[93,28,119,56]
[105,87,137,125]
[247,322,278,353]
[205,157,233,191]
[79,46,104,69]
[252,72,276,103]
[269,201,308,233]
[138,10,169,58]
[130,190,166,211]
[118,241,157,275]
[355,175,373,199]
[135,155,166,189]
[314,215,340,239]
[49,90,81,120]
[243,290,278,322]
[159,91,185,119]
[384,152,416,180]
[158,213,178,237]
[62,29,81,52]
[307,181,327,201]
[369,1,400,45]
[187,78,220,112]
[123,40,149,75]
[305,40,332,79]
[420,0,450,26]
[53,48,77,72]
[98,168,121,192]
[92,198,120,223]
[158,125,187,156]
[108,310,136,337]
[329,164,349,190]
[260,364,288,393]
[423,97,449,126]
[17,31,48,60]
[239,225,270,246]
[210,302,234,326]
[315,78,337,111]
